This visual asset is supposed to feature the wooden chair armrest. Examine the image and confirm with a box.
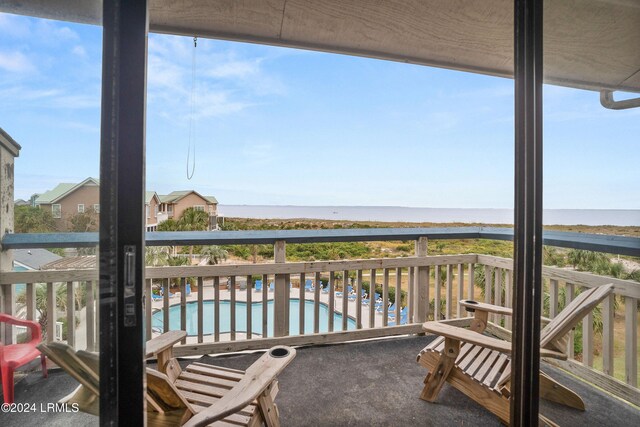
[460,300,552,324]
[422,322,567,361]
[145,330,187,359]
[422,321,512,354]
[183,346,296,427]
[459,300,513,316]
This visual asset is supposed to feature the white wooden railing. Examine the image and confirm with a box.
[1,252,638,404]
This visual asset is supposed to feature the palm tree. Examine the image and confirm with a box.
[201,245,228,265]
[145,246,171,266]
[177,208,209,231]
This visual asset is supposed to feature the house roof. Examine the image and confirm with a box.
[1,1,638,94]
[35,177,100,204]
[13,248,62,270]
[159,190,218,205]
[145,191,159,204]
[0,127,21,157]
[14,199,30,206]
[42,256,96,270]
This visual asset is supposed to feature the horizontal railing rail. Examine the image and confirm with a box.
[2,227,639,255]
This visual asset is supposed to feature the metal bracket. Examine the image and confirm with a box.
[600,90,640,110]
[123,245,137,327]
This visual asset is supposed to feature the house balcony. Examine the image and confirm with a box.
[0,229,638,425]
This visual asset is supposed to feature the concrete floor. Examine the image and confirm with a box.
[2,335,638,426]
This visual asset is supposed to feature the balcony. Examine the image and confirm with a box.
[1,229,638,425]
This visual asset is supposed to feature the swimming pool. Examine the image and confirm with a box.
[151,298,357,336]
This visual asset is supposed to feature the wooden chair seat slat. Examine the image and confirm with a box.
[472,349,501,383]
[186,364,245,382]
[457,344,483,370]
[483,353,509,390]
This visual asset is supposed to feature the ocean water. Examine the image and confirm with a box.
[219,205,640,226]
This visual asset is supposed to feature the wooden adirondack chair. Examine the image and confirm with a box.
[38,331,295,426]
[416,283,615,425]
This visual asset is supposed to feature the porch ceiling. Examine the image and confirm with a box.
[2,0,639,93]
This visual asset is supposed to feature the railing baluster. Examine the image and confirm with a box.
[467,262,475,310]
[329,271,335,332]
[395,267,402,323]
[565,283,575,359]
[408,267,414,323]
[434,265,441,321]
[214,277,220,342]
[314,272,320,334]
[342,270,349,331]
[46,282,55,343]
[246,275,252,340]
[624,296,637,387]
[369,269,376,329]
[86,280,95,351]
[356,270,363,329]
[494,268,502,325]
[583,287,594,367]
[230,276,236,341]
[1,284,14,344]
[602,294,615,376]
[262,274,268,338]
[66,281,75,348]
[484,265,492,323]
[505,270,512,330]
[197,277,204,343]
[145,279,152,341]
[163,278,170,333]
[549,279,559,318]
[26,283,35,321]
[299,273,305,335]
[383,268,389,327]
[180,278,187,344]
[445,264,453,319]
[456,264,464,318]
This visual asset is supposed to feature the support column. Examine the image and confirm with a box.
[0,129,21,344]
[273,240,288,336]
[99,0,148,424]
[511,0,544,425]
[414,236,429,323]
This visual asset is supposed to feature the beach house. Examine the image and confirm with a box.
[159,190,219,230]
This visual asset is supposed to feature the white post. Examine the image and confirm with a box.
[414,236,428,323]
[0,128,21,344]
[273,240,288,337]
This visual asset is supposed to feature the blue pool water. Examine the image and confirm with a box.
[151,298,357,337]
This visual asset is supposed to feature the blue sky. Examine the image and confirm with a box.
[1,13,638,209]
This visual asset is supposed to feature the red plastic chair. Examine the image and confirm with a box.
[0,313,47,404]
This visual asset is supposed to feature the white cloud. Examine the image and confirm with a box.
[146,34,285,122]
[0,85,99,110]
[72,45,87,57]
[0,50,35,73]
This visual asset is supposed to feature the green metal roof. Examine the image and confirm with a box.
[35,177,100,204]
[145,191,158,204]
[158,190,217,204]
[35,183,78,204]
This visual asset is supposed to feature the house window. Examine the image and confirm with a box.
[168,205,173,214]
[94,204,100,213]
[154,205,158,217]
[78,204,85,213]
[52,204,61,218]
[193,205,205,211]
[146,205,150,218]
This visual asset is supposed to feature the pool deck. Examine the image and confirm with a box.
[151,281,393,343]
[3,335,638,426]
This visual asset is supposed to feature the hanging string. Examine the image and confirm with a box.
[186,36,198,180]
